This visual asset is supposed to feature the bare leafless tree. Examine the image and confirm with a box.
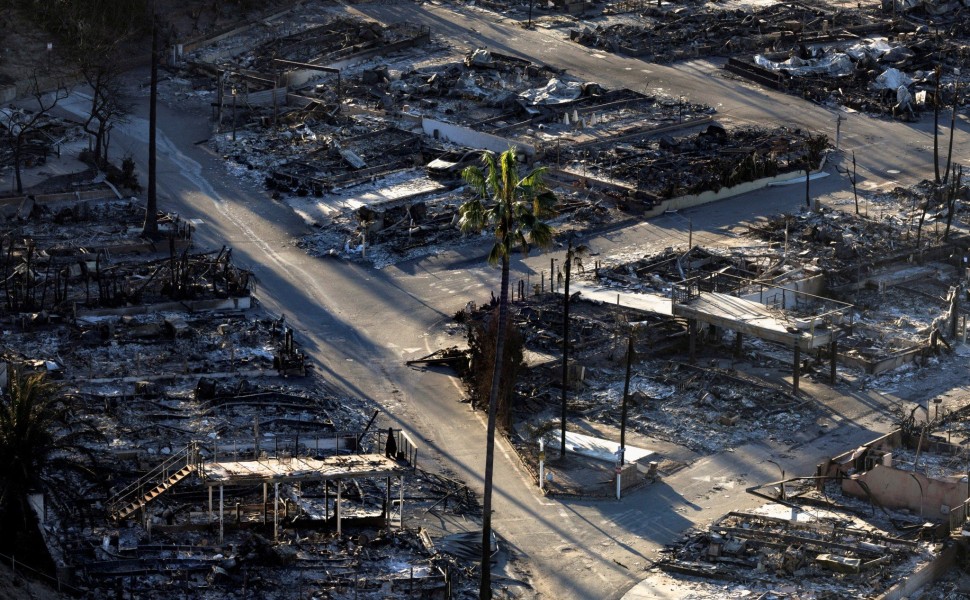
[74,26,133,168]
[0,74,69,194]
[835,152,860,215]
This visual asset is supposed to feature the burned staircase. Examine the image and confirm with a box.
[107,442,201,523]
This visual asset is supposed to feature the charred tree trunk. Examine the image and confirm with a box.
[944,166,962,241]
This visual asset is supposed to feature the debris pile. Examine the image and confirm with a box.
[458,290,816,454]
[560,125,827,200]
[735,31,970,117]
[564,0,970,117]
[558,360,811,453]
[0,191,491,596]
[743,205,926,287]
[658,502,935,598]
[572,2,878,63]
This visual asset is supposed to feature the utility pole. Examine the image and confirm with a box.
[617,332,635,499]
[143,7,159,238]
[835,113,843,151]
[805,162,811,209]
[560,241,573,460]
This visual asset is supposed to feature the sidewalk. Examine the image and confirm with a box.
[0,137,92,197]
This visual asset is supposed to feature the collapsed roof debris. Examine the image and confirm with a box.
[457,286,816,462]
[558,124,826,201]
[656,501,937,599]
[558,0,970,117]
[572,2,882,63]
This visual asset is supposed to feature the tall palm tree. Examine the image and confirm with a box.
[459,148,557,599]
[0,369,101,539]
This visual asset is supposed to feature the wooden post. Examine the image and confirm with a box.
[688,319,697,362]
[219,485,224,545]
[336,481,342,536]
[385,476,391,520]
[793,344,801,393]
[734,331,743,358]
[830,339,837,384]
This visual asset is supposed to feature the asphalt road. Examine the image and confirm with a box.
[48,2,970,598]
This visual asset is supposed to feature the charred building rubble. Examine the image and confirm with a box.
[170,11,855,266]
[0,188,490,597]
[566,0,970,117]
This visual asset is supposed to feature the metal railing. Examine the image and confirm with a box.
[106,442,199,517]
[0,551,82,595]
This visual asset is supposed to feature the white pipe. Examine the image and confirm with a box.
[539,439,545,491]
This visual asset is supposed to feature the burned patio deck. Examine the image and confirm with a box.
[200,453,411,543]
[573,272,851,392]
[674,291,835,352]
[572,281,843,351]
[202,453,405,486]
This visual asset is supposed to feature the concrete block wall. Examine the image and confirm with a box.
[877,542,959,600]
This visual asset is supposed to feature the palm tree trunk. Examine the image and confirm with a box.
[480,251,510,600]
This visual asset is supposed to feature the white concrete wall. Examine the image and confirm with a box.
[740,275,827,310]
[421,117,535,158]
[644,156,829,218]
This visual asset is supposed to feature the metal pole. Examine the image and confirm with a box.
[538,439,545,491]
[337,481,342,536]
[274,482,279,541]
[620,333,634,453]
[399,476,405,530]
[232,88,237,142]
[616,455,622,500]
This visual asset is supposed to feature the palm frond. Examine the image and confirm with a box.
[461,164,487,199]
[486,242,506,267]
[458,198,488,233]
